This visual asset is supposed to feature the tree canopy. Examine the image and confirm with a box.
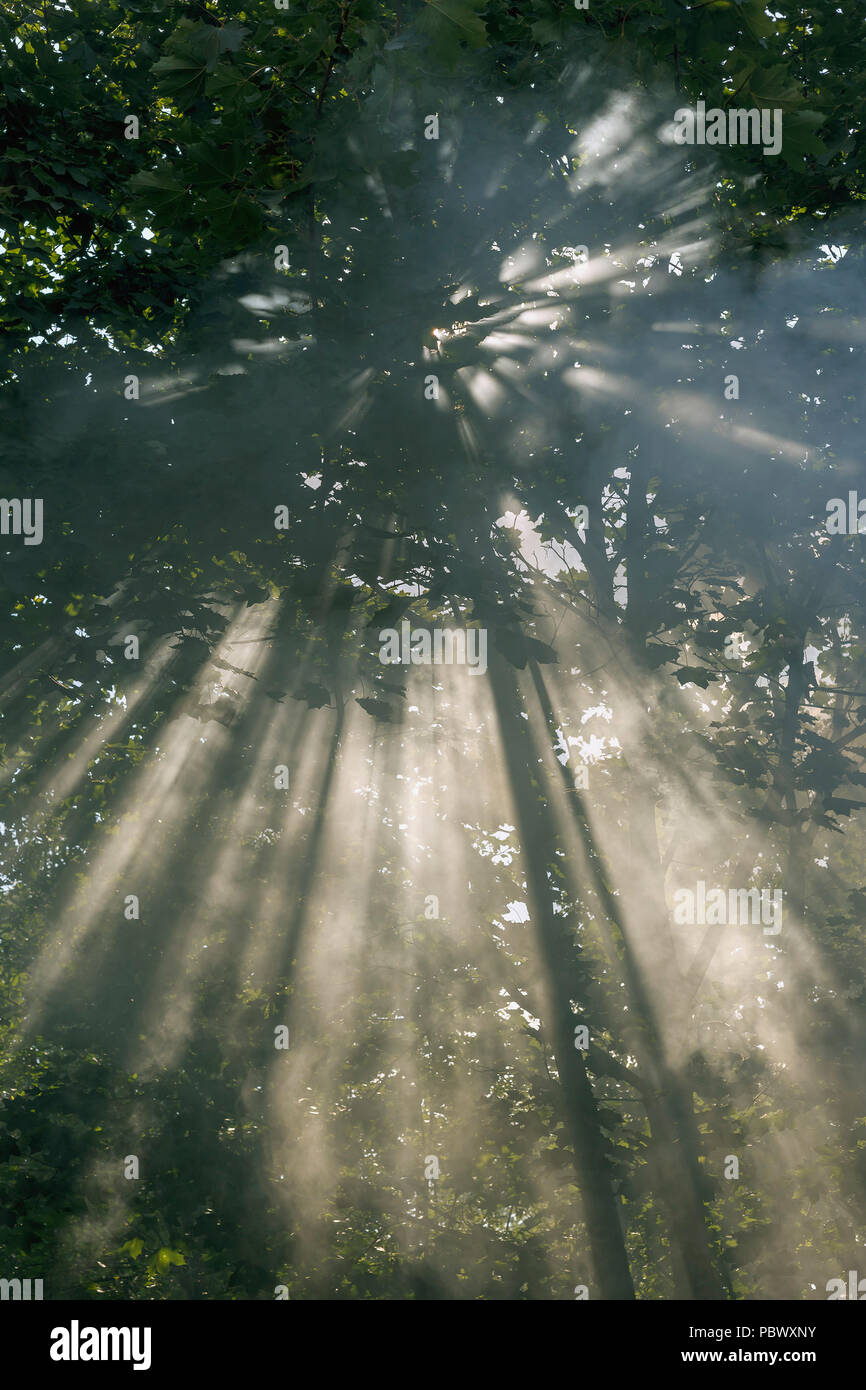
[1,0,866,1301]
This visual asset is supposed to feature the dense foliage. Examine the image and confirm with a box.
[1,0,865,1299]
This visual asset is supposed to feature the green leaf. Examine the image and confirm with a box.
[155,1246,185,1271]
[357,697,400,722]
[218,22,249,54]
[421,0,487,48]
[130,170,189,214]
[676,666,713,689]
[780,110,827,167]
[746,63,801,110]
[152,53,208,105]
